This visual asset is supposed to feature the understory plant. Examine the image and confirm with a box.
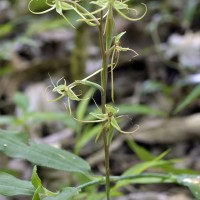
[0,0,200,200]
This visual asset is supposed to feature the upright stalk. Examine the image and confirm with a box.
[98,12,110,200]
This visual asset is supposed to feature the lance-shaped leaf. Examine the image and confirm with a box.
[0,172,34,196]
[0,131,28,158]
[113,150,173,190]
[174,84,200,114]
[0,131,91,174]
[26,143,91,174]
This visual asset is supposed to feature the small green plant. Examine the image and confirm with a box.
[33,1,147,198]
[0,0,200,200]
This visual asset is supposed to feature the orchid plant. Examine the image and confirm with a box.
[0,1,198,200]
[28,0,147,199]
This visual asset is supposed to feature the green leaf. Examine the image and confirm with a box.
[174,85,200,114]
[75,124,102,154]
[114,150,171,189]
[26,143,91,174]
[43,187,80,200]
[127,141,198,175]
[0,131,29,158]
[0,131,91,174]
[123,149,171,175]
[0,172,34,196]
[127,140,155,161]
[177,175,200,199]
[123,160,175,177]
[118,104,166,117]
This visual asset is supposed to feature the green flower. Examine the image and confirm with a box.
[75,104,139,143]
[46,75,103,115]
[28,0,99,27]
[89,0,147,22]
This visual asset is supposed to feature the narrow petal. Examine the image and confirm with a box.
[111,117,139,134]
[115,3,147,21]
[28,0,55,14]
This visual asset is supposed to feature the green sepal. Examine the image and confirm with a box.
[60,2,73,10]
[110,117,121,132]
[55,0,62,15]
[68,88,81,101]
[95,124,105,143]
[114,31,126,44]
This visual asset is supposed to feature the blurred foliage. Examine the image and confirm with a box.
[0,0,200,199]
[0,92,77,131]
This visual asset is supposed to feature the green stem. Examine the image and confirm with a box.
[98,11,110,200]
